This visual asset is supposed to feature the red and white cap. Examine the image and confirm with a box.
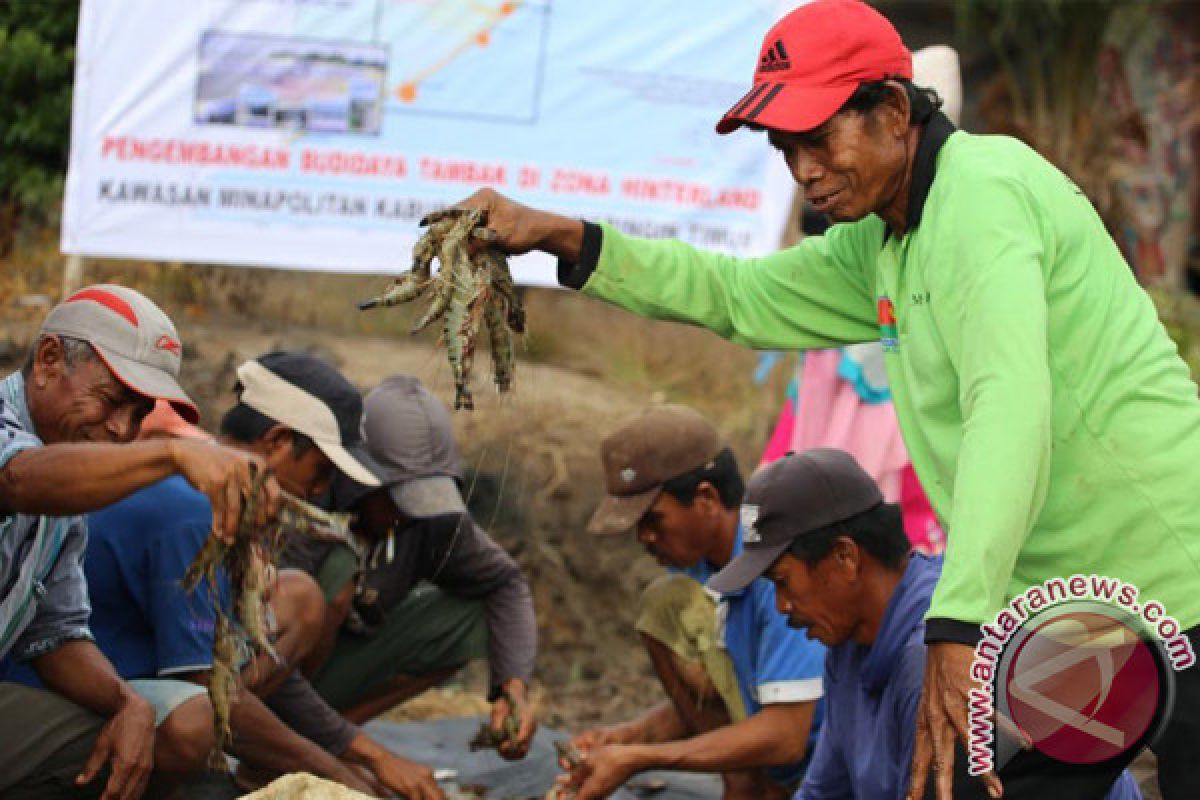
[39,285,199,423]
[716,0,912,135]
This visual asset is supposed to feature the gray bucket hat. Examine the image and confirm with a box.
[332,374,466,516]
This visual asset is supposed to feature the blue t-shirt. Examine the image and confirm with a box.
[84,476,223,679]
[682,524,826,779]
[797,554,937,800]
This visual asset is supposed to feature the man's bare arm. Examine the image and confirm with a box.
[572,701,690,752]
[1,440,175,514]
[569,702,816,800]
[0,438,278,542]
[178,670,374,793]
[634,701,814,773]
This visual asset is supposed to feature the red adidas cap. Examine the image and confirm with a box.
[716,0,912,135]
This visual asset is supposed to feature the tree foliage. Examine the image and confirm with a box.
[0,1,79,252]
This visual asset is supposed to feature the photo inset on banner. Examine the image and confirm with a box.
[195,31,387,135]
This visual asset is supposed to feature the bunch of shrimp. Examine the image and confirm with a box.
[182,472,357,767]
[358,208,525,410]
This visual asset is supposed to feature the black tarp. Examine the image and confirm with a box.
[364,716,722,800]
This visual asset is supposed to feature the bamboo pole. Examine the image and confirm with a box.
[62,253,85,297]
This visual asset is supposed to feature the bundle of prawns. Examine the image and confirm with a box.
[358,207,525,410]
[182,468,355,768]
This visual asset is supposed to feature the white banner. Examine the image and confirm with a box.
[62,0,796,286]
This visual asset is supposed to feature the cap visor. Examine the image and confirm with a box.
[317,438,381,488]
[389,476,465,518]
[586,486,661,536]
[716,82,858,135]
[138,400,210,441]
[328,444,388,509]
[92,344,199,424]
[330,471,371,511]
[707,540,791,595]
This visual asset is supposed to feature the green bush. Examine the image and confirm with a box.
[0,2,79,252]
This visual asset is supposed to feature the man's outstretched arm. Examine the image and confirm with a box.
[1,438,278,543]
[568,701,816,800]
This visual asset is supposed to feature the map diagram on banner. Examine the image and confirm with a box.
[383,0,550,123]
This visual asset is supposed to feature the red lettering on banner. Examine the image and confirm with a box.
[550,168,611,196]
[713,188,760,211]
[300,149,407,178]
[517,166,541,189]
[100,136,290,169]
[620,177,761,211]
[419,157,507,185]
[622,177,711,206]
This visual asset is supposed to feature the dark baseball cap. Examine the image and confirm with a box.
[235,352,379,487]
[707,449,882,594]
[587,405,724,535]
[716,0,912,135]
[331,374,467,516]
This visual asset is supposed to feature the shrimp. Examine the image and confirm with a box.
[357,270,430,310]
[357,207,523,410]
[468,689,522,752]
[410,270,454,333]
[481,246,525,334]
[444,229,480,409]
[183,470,360,768]
[208,615,238,768]
[484,299,513,392]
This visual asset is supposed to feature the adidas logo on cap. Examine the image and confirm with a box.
[758,40,791,73]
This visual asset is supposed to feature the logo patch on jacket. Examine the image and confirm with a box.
[878,295,899,352]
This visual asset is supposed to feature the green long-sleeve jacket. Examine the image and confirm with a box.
[566,114,1200,638]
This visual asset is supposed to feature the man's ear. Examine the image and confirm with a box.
[259,423,294,458]
[768,551,796,583]
[832,535,862,576]
[881,80,911,137]
[30,335,65,388]
[695,480,722,511]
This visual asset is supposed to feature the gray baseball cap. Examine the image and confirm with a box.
[332,374,466,516]
[39,284,198,422]
[707,448,883,595]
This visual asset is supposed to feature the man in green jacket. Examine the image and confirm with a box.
[438,0,1200,796]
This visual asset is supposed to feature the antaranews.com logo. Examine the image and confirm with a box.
[967,574,1195,775]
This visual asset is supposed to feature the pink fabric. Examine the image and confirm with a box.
[759,349,945,554]
[788,350,907,500]
[760,396,797,464]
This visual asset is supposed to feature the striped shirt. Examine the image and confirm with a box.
[0,372,93,663]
